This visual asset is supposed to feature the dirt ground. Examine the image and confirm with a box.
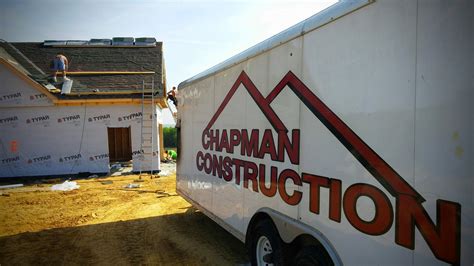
[0,164,248,265]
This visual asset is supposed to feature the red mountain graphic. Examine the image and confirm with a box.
[205,70,423,201]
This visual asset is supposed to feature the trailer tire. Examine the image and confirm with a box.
[293,245,333,266]
[250,219,285,266]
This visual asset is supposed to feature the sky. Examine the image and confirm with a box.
[0,0,337,125]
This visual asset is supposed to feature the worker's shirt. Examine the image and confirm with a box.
[168,150,177,160]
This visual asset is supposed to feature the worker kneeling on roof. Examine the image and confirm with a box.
[51,53,69,83]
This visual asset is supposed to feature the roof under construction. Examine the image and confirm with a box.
[0,40,165,100]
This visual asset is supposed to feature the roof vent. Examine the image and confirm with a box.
[66,40,88,46]
[89,38,112,46]
[43,40,67,46]
[135,37,156,46]
[112,37,134,46]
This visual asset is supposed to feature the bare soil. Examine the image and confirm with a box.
[0,167,247,265]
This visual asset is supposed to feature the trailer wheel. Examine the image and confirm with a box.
[293,245,333,266]
[250,219,285,266]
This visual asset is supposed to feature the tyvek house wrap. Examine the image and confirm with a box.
[0,64,161,178]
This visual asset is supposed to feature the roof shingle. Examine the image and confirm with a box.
[4,42,165,98]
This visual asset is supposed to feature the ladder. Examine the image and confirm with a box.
[139,77,156,178]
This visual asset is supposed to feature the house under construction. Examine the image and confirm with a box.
[0,37,168,178]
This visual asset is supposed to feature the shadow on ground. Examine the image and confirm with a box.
[0,208,248,265]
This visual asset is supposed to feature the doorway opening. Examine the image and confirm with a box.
[107,127,132,162]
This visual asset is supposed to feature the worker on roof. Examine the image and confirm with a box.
[167,86,178,107]
[51,53,69,83]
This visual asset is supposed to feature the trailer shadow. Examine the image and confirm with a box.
[0,210,248,265]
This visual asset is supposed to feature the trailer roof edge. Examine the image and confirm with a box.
[178,0,374,89]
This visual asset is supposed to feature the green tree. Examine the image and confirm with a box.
[163,127,177,148]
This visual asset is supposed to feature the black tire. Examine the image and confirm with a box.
[293,245,333,266]
[249,219,285,266]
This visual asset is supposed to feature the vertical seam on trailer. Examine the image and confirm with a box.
[412,0,419,265]
[298,34,305,222]
[211,74,216,221]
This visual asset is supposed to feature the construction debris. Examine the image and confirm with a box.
[124,183,141,189]
[0,184,23,190]
[51,181,80,191]
[41,178,63,184]
[158,170,170,177]
[111,164,122,169]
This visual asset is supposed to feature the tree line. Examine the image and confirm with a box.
[163,127,177,148]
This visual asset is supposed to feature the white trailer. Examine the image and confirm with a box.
[176,0,472,265]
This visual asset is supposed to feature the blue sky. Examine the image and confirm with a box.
[0,0,337,124]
